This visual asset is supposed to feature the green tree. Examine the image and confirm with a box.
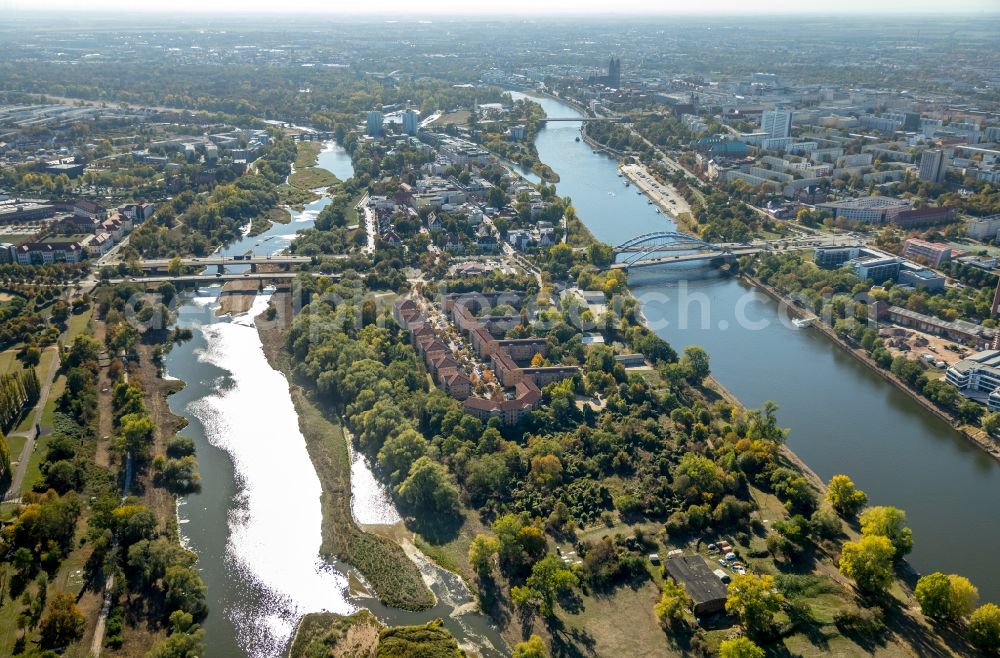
[969,603,1000,654]
[396,456,460,517]
[511,635,547,658]
[468,534,501,576]
[145,626,206,658]
[680,345,710,384]
[511,555,579,616]
[655,578,691,626]
[169,257,185,277]
[982,412,1000,437]
[915,573,979,621]
[118,413,156,462]
[127,539,196,588]
[839,535,895,594]
[673,453,724,504]
[810,507,842,539]
[376,428,428,485]
[493,514,546,572]
[112,504,157,547]
[826,474,868,518]
[164,566,208,620]
[586,243,614,268]
[859,506,913,560]
[725,574,783,638]
[546,243,575,279]
[39,592,85,648]
[718,636,766,658]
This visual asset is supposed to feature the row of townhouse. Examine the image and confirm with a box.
[393,295,579,425]
[395,299,474,403]
[443,293,579,422]
[1,199,155,265]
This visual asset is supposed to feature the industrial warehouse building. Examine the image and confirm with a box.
[662,555,729,616]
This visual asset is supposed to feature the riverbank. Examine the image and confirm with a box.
[692,363,830,494]
[248,207,293,237]
[255,295,434,612]
[618,161,697,232]
[256,293,511,658]
[290,141,341,190]
[579,124,626,159]
[744,272,1000,465]
[525,87,589,117]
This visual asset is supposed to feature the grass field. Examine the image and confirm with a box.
[0,233,37,246]
[412,508,491,586]
[555,580,667,657]
[289,167,339,191]
[289,141,340,191]
[295,141,323,169]
[430,110,471,126]
[64,308,93,344]
[5,433,25,459]
[345,191,366,227]
[0,350,17,374]
[277,183,320,209]
[45,233,91,245]
[12,349,57,436]
[247,207,292,237]
[269,207,292,224]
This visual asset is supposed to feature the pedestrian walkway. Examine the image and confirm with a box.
[4,345,61,501]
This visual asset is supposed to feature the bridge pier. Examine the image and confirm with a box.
[216,264,224,274]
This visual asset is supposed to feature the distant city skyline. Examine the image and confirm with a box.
[3,0,999,14]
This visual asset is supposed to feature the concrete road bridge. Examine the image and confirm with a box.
[536,116,626,123]
[101,255,313,274]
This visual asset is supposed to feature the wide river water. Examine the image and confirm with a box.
[165,141,506,657]
[164,100,1000,655]
[514,91,1000,605]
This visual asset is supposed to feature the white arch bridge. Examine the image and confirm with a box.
[610,232,737,270]
[607,232,852,270]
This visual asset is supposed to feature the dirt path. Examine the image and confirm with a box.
[4,345,62,501]
[94,318,113,469]
[90,574,115,657]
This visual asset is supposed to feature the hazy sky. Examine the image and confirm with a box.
[3,0,999,14]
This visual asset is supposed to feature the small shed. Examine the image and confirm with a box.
[663,555,729,616]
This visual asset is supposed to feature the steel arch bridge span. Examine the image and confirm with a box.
[612,232,731,266]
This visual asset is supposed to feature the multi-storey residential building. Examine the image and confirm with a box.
[366,110,384,137]
[16,242,82,265]
[918,149,947,183]
[814,245,863,268]
[892,206,958,230]
[966,214,1000,241]
[402,109,419,136]
[853,255,901,283]
[760,110,792,139]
